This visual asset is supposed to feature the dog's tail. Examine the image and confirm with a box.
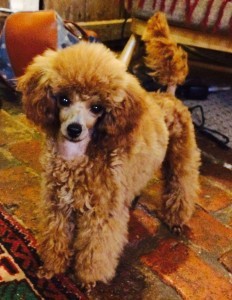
[142,12,188,95]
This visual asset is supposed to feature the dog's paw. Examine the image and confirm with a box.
[37,266,55,279]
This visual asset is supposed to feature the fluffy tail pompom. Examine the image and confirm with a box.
[142,12,188,94]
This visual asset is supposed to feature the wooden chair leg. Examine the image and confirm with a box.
[118,34,138,67]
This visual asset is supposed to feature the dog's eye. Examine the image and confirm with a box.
[58,96,71,107]
[90,104,104,114]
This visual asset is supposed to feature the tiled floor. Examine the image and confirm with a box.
[0,95,231,299]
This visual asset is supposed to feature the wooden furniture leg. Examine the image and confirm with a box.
[119,34,138,67]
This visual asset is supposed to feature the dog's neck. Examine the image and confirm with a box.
[57,135,90,160]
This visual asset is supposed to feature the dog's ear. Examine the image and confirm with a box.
[95,77,145,144]
[17,50,59,133]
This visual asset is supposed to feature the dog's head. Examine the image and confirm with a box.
[17,42,145,150]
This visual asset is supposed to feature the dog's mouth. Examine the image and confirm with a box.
[64,135,85,143]
[58,131,92,159]
[63,133,89,143]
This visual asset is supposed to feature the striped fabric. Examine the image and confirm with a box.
[124,0,232,34]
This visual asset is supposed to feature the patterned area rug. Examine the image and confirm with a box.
[184,91,232,149]
[0,205,87,300]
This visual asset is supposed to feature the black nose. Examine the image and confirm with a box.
[67,123,82,139]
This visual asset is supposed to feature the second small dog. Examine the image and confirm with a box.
[17,42,200,286]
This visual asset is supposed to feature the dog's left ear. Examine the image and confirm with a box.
[96,78,145,141]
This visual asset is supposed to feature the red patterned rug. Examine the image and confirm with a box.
[0,205,87,300]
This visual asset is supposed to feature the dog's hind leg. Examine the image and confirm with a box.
[160,95,201,231]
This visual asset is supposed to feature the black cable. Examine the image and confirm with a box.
[189,105,230,146]
[120,6,130,40]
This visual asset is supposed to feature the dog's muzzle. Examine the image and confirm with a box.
[67,123,82,139]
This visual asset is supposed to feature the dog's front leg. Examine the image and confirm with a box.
[73,205,129,286]
[37,184,75,279]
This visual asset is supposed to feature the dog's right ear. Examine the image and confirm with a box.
[17,50,59,132]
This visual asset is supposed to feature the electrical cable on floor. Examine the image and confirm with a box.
[189,105,230,146]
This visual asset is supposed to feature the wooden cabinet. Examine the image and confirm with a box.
[43,0,124,22]
[0,1,130,41]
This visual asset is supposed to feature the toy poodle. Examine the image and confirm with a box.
[17,41,200,286]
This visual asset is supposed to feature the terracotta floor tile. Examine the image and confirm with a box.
[128,207,160,246]
[0,148,20,169]
[129,212,151,247]
[197,176,232,212]
[141,238,232,300]
[214,205,232,227]
[9,140,42,173]
[197,134,232,165]
[89,263,146,300]
[0,110,33,145]
[132,206,160,235]
[219,250,232,273]
[0,166,41,234]
[201,160,232,192]
[187,207,232,255]
[138,264,181,300]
